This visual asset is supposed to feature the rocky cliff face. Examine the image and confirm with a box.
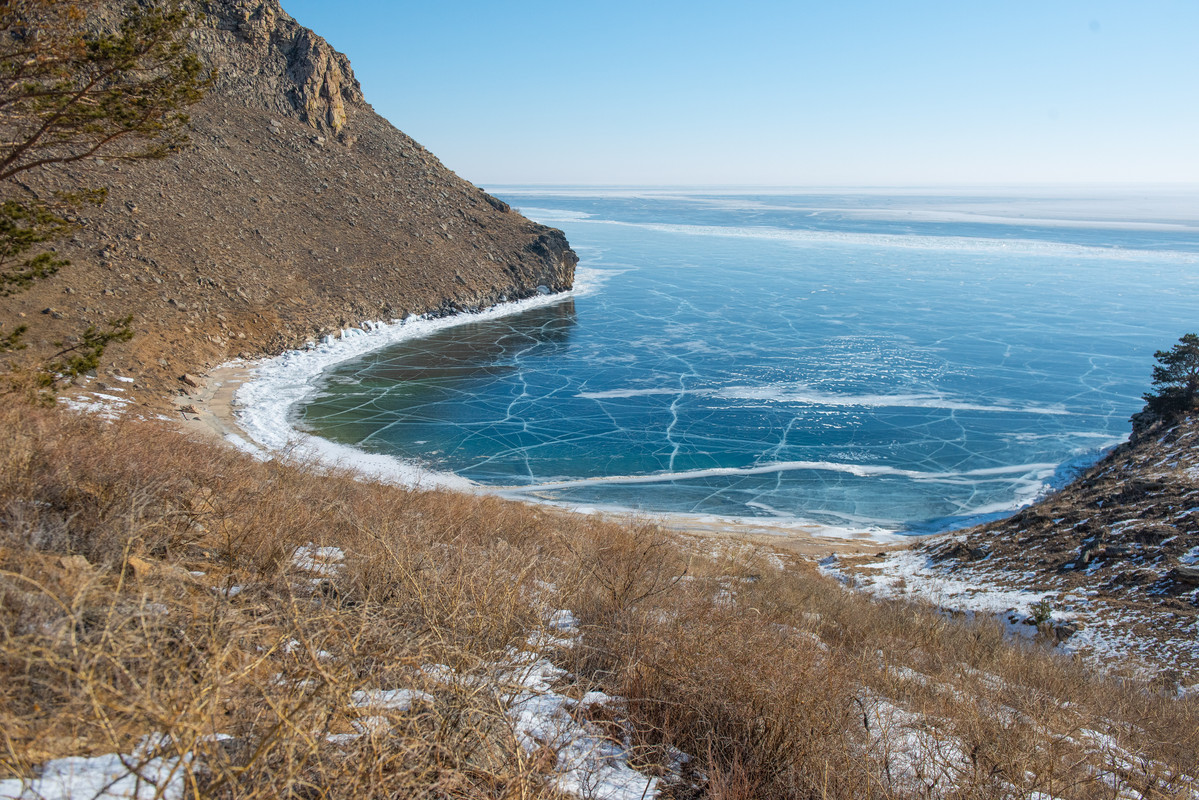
[0,0,577,400]
[193,0,364,138]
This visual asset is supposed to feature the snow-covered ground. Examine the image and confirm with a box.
[1,538,671,800]
[821,549,1199,686]
[58,377,137,421]
[0,736,190,800]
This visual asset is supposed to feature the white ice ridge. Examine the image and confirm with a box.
[575,387,685,400]
[513,207,595,223]
[502,187,1199,231]
[528,216,1199,263]
[576,384,1071,415]
[232,269,608,490]
[497,460,1059,492]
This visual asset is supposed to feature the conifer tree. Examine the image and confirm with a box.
[1142,333,1199,416]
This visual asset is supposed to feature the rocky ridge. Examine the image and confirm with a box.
[926,418,1199,604]
[0,0,576,403]
[836,413,1199,683]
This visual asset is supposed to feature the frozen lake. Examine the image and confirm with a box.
[296,188,1199,533]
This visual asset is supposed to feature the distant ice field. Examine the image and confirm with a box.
[296,190,1199,533]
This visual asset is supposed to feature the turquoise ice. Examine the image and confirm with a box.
[298,190,1199,533]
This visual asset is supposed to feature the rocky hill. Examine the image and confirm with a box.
[926,417,1199,604]
[833,413,1199,683]
[0,0,576,403]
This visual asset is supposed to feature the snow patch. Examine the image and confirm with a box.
[292,543,344,577]
[0,736,190,800]
[350,688,433,712]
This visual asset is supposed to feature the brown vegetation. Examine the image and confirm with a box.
[911,411,1199,682]
[1,403,1196,798]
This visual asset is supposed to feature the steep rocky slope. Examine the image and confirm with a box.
[925,417,1199,604]
[0,0,576,403]
[834,414,1199,683]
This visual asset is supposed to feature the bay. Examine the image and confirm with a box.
[297,189,1199,533]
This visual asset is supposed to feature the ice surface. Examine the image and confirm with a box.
[232,270,608,491]
[596,219,1199,261]
[238,190,1199,534]
[223,433,267,459]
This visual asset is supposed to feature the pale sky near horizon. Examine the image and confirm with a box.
[280,1,1198,188]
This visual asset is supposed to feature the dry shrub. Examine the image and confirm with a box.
[560,536,1199,799]
[1,403,1197,799]
[561,540,870,798]
[0,404,568,798]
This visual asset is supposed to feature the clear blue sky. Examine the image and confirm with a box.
[280,1,1198,187]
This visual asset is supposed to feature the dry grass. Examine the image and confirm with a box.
[1,403,1196,799]
[0,406,568,797]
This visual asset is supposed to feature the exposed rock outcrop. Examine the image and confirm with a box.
[924,417,1199,606]
[0,0,577,401]
[191,0,365,137]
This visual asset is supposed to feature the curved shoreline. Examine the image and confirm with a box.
[175,282,906,556]
[175,271,1121,557]
[179,361,905,556]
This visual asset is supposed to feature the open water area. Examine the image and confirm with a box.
[297,188,1199,534]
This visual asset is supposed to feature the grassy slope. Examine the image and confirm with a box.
[1,404,1196,799]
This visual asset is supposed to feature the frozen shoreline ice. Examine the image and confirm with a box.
[225,269,917,542]
[232,278,604,491]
